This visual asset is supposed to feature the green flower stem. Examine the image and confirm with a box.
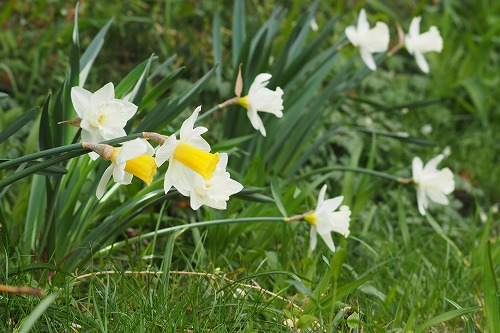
[96,217,286,257]
[0,133,144,171]
[299,166,407,183]
[0,133,144,188]
[0,151,86,188]
[196,104,223,123]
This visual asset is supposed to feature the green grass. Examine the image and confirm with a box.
[1,0,499,332]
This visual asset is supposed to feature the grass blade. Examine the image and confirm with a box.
[483,240,500,332]
[413,307,479,333]
[16,293,59,333]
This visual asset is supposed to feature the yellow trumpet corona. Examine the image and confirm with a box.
[173,142,220,180]
[304,212,317,227]
[111,149,157,185]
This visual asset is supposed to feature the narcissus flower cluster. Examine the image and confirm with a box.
[73,88,242,210]
[345,9,443,73]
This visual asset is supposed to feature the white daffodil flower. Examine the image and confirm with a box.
[412,154,454,215]
[188,153,243,210]
[155,106,220,195]
[405,16,443,73]
[71,82,137,146]
[237,74,284,137]
[304,185,351,252]
[345,9,390,71]
[96,138,156,199]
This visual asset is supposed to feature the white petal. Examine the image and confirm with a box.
[116,138,147,164]
[118,172,133,185]
[414,51,430,73]
[309,227,318,252]
[112,161,126,182]
[180,106,202,140]
[246,109,266,136]
[81,128,101,145]
[412,157,423,182]
[438,168,455,194]
[317,185,327,210]
[248,73,272,96]
[217,153,229,169]
[71,87,92,118]
[426,189,449,205]
[360,47,377,71]
[423,154,444,174]
[345,26,359,46]
[330,206,351,237]
[409,16,421,38]
[96,164,114,199]
[185,135,210,152]
[249,87,284,116]
[416,187,428,216]
[362,22,390,53]
[413,27,443,53]
[170,161,196,196]
[357,9,369,34]
[163,165,174,194]
[100,127,127,141]
[91,82,115,107]
[116,100,139,120]
[321,196,344,214]
[319,232,336,252]
[155,135,177,166]
[190,192,203,210]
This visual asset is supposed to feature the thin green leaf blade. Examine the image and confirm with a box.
[79,18,113,87]
[39,93,53,150]
[0,107,39,144]
[232,0,246,67]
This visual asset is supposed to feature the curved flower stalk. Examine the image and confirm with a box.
[71,82,138,158]
[405,16,443,73]
[345,9,390,71]
[155,106,220,196]
[304,185,351,252]
[188,153,243,210]
[412,154,454,215]
[84,138,157,199]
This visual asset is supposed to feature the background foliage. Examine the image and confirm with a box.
[1,0,499,331]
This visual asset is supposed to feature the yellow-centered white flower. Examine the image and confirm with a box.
[237,74,284,137]
[71,82,138,148]
[186,153,243,210]
[345,9,390,71]
[155,106,220,196]
[412,154,454,215]
[304,185,351,252]
[96,138,156,199]
[405,16,443,73]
